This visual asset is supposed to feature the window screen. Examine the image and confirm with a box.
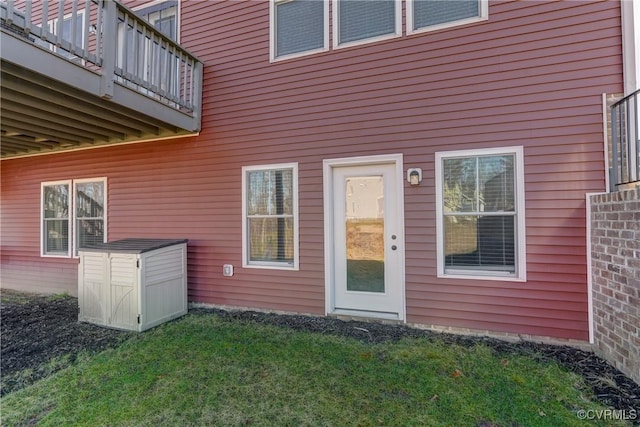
[337,0,396,45]
[275,0,325,57]
[43,183,70,255]
[413,0,479,31]
[442,154,516,273]
[75,181,106,253]
[246,168,295,264]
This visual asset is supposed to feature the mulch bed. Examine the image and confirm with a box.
[2,291,639,418]
[0,291,132,396]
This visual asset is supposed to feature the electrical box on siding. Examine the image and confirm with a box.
[78,239,188,332]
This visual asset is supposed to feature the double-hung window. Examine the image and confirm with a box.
[42,181,72,256]
[242,164,299,270]
[74,179,107,252]
[333,0,401,48]
[41,178,107,257]
[435,147,526,281]
[408,0,487,34]
[270,0,328,61]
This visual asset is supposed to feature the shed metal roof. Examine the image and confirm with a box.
[79,238,187,254]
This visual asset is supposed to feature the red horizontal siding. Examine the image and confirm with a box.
[0,0,623,340]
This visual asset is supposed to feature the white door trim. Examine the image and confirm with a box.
[323,153,406,322]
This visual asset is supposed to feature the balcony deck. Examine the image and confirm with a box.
[0,0,202,159]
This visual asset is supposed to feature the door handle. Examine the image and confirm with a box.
[391,245,397,251]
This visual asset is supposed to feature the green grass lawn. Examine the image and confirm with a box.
[1,313,627,427]
[347,259,385,292]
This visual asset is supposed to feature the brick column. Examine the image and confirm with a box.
[590,187,640,385]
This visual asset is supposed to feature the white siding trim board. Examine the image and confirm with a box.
[584,191,606,345]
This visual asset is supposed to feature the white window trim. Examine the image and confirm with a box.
[332,0,402,50]
[41,178,107,258]
[407,0,488,36]
[242,163,299,270]
[41,180,72,258]
[73,177,108,258]
[435,146,526,282]
[270,0,329,63]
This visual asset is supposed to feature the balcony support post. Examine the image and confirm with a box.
[99,0,117,99]
[192,61,203,132]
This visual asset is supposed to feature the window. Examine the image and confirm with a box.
[242,164,299,270]
[74,179,106,253]
[117,1,180,98]
[135,1,178,41]
[36,11,86,60]
[271,0,487,61]
[408,0,487,34]
[333,0,401,48]
[42,181,71,256]
[41,178,106,257]
[435,147,525,281]
[56,12,84,58]
[271,0,328,61]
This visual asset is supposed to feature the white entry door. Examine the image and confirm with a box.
[324,155,405,321]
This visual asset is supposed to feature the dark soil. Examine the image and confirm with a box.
[0,291,132,396]
[2,290,639,419]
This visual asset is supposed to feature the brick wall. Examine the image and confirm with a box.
[590,187,640,385]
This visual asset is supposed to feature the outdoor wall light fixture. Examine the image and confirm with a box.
[407,168,422,185]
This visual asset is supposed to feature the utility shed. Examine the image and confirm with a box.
[78,239,188,332]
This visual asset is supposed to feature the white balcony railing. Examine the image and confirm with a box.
[1,0,202,121]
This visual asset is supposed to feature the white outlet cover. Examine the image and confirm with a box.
[223,264,234,276]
